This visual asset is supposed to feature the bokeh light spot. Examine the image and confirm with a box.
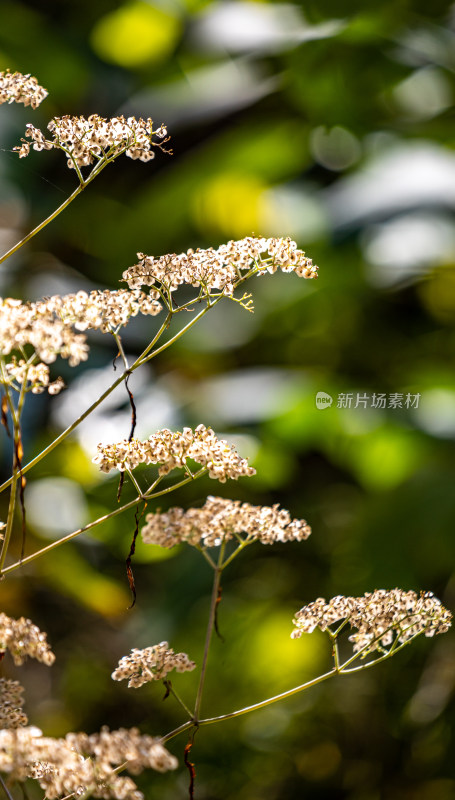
[91,2,181,67]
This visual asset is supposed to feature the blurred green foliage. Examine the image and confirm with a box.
[1,1,455,798]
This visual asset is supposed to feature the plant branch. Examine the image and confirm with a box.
[0,302,211,496]
[193,543,226,721]
[1,468,208,575]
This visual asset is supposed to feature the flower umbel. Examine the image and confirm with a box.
[0,725,177,800]
[141,495,311,549]
[0,613,55,666]
[0,297,89,367]
[0,69,48,108]
[0,288,163,378]
[112,642,196,688]
[123,236,318,301]
[3,357,65,395]
[0,679,28,729]
[15,115,169,168]
[93,425,256,482]
[291,589,452,656]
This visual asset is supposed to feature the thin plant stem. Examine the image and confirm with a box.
[193,542,226,721]
[220,537,252,569]
[0,153,112,267]
[0,773,15,800]
[194,545,217,570]
[166,639,415,741]
[0,183,85,265]
[2,468,207,575]
[125,468,143,498]
[164,682,194,719]
[0,365,28,571]
[112,332,129,370]
[0,469,18,573]
[135,298,220,368]
[160,719,194,743]
[197,668,337,727]
[1,494,141,575]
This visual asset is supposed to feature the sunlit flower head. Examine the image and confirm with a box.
[93,425,256,483]
[0,69,48,108]
[123,236,318,301]
[112,642,196,688]
[141,495,311,549]
[0,679,27,729]
[291,589,452,656]
[15,114,169,168]
[0,613,55,666]
[0,725,177,799]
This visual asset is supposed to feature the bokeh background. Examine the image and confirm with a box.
[1,1,455,798]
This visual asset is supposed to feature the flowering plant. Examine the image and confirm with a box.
[0,71,451,800]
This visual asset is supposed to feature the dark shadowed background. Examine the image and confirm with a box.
[1,1,455,798]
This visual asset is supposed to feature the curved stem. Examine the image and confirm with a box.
[193,543,226,721]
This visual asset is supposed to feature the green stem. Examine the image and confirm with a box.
[193,542,226,721]
[162,634,415,745]
[0,774,15,800]
[0,184,84,267]
[1,468,207,575]
[0,469,18,573]
[220,537,251,569]
[198,668,337,727]
[0,154,115,267]
[162,668,338,744]
[1,494,141,575]
[164,681,194,719]
[0,362,27,571]
[135,297,221,368]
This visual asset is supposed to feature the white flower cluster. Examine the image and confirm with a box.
[0,297,88,367]
[291,589,452,655]
[0,725,177,800]
[44,288,163,331]
[0,288,163,383]
[93,425,256,482]
[141,495,311,549]
[0,679,28,729]
[0,69,48,108]
[123,236,318,298]
[15,115,169,168]
[112,642,196,688]
[3,357,65,395]
[0,612,55,666]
